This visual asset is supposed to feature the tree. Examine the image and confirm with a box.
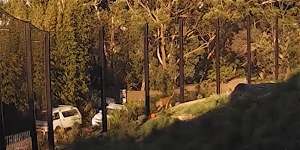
[0,12,28,110]
[50,0,95,106]
[1,0,299,108]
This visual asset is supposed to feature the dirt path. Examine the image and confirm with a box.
[127,77,269,102]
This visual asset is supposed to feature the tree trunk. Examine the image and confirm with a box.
[160,24,167,70]
[111,17,115,53]
[141,77,145,91]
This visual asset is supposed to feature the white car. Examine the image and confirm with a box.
[92,103,127,126]
[36,105,82,134]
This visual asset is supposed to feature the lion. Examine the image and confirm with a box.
[155,92,175,112]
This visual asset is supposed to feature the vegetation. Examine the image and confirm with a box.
[1,0,300,148]
[70,72,300,150]
[168,94,228,116]
[1,0,300,107]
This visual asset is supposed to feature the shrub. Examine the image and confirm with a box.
[125,101,145,121]
[54,123,83,145]
[108,110,140,139]
[139,113,177,137]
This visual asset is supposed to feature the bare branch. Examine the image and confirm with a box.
[126,0,133,11]
[185,35,216,58]
[157,46,164,66]
[138,0,159,23]
[184,43,209,58]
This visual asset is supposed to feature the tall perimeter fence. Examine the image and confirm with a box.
[0,8,54,150]
[99,13,300,130]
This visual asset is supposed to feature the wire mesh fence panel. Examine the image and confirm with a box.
[217,17,250,93]
[250,8,300,82]
[31,26,52,150]
[0,8,52,150]
[277,12,300,78]
[249,9,277,82]
[32,27,47,114]
[0,8,33,150]
[0,9,28,113]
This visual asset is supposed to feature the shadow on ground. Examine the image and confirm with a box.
[73,73,300,150]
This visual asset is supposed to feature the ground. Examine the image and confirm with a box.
[68,73,300,150]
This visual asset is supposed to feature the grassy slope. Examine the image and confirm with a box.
[140,94,229,137]
[73,73,300,150]
[168,94,229,116]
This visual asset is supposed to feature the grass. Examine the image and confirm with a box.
[168,94,229,116]
[139,94,229,137]
[72,72,300,150]
[72,94,230,149]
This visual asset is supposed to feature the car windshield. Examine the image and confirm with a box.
[62,109,78,118]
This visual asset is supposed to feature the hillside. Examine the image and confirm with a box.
[72,73,300,150]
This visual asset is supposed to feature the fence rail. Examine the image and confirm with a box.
[5,131,32,150]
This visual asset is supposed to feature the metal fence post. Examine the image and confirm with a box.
[247,15,252,84]
[216,18,221,94]
[179,18,185,102]
[274,15,279,81]
[144,23,150,118]
[25,22,38,150]
[44,32,54,150]
[0,101,5,150]
[0,9,6,149]
[100,26,108,133]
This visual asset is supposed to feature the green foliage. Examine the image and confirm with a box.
[139,94,229,137]
[54,123,85,145]
[4,0,29,20]
[0,17,27,109]
[1,0,300,129]
[1,0,96,110]
[55,0,93,105]
[139,113,177,137]
[1,0,300,149]
[125,101,145,120]
[107,110,140,139]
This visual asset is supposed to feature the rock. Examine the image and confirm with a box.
[137,115,148,125]
[172,114,195,121]
[230,83,276,102]
[196,94,204,99]
[175,102,181,106]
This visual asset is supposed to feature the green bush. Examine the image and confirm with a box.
[125,101,145,120]
[139,113,177,137]
[108,110,140,139]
